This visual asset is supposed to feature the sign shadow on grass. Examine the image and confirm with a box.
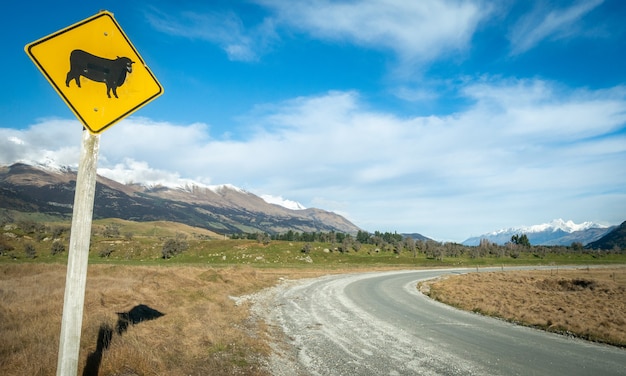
[82,304,164,376]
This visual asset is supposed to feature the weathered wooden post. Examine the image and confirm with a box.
[57,130,100,375]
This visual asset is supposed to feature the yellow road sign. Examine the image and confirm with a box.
[25,11,163,134]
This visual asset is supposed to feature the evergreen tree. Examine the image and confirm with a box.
[511,234,531,247]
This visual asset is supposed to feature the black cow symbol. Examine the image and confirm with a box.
[65,49,134,98]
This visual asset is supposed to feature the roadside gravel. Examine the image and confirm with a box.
[244,277,310,376]
[245,271,487,376]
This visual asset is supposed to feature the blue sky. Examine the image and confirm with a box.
[1,0,625,241]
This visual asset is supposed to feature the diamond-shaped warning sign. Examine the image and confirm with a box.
[25,11,163,133]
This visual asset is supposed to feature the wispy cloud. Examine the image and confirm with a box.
[145,1,491,65]
[258,0,491,63]
[144,7,278,62]
[98,159,206,188]
[1,79,624,240]
[508,0,604,55]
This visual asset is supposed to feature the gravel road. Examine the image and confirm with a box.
[248,268,626,376]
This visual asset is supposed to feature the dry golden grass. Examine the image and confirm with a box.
[0,264,317,376]
[425,267,626,346]
[6,263,622,375]
[0,261,401,376]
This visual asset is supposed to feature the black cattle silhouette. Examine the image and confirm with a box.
[65,49,134,98]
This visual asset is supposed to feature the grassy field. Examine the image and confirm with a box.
[1,217,625,374]
[423,267,626,347]
[2,217,624,267]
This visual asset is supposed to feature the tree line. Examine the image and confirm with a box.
[231,229,624,259]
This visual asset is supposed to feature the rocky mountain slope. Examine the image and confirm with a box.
[0,163,360,235]
[585,221,626,250]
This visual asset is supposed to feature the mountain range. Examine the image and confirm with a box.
[0,163,360,235]
[585,221,626,250]
[1,162,620,247]
[461,219,615,246]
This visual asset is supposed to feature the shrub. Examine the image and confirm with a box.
[103,224,120,238]
[0,240,15,256]
[99,247,114,258]
[24,243,37,259]
[162,234,189,259]
[256,233,271,245]
[18,220,45,234]
[51,240,65,255]
[51,226,68,238]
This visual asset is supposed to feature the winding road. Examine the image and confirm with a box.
[254,268,626,375]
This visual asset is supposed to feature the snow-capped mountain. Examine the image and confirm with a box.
[260,195,306,210]
[503,219,604,234]
[34,159,305,212]
[0,162,359,235]
[462,219,614,246]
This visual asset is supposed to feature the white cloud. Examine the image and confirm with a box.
[508,0,604,55]
[145,7,278,62]
[462,79,626,141]
[8,136,24,145]
[258,0,490,63]
[0,119,82,167]
[97,158,205,189]
[1,78,624,241]
[147,1,491,65]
